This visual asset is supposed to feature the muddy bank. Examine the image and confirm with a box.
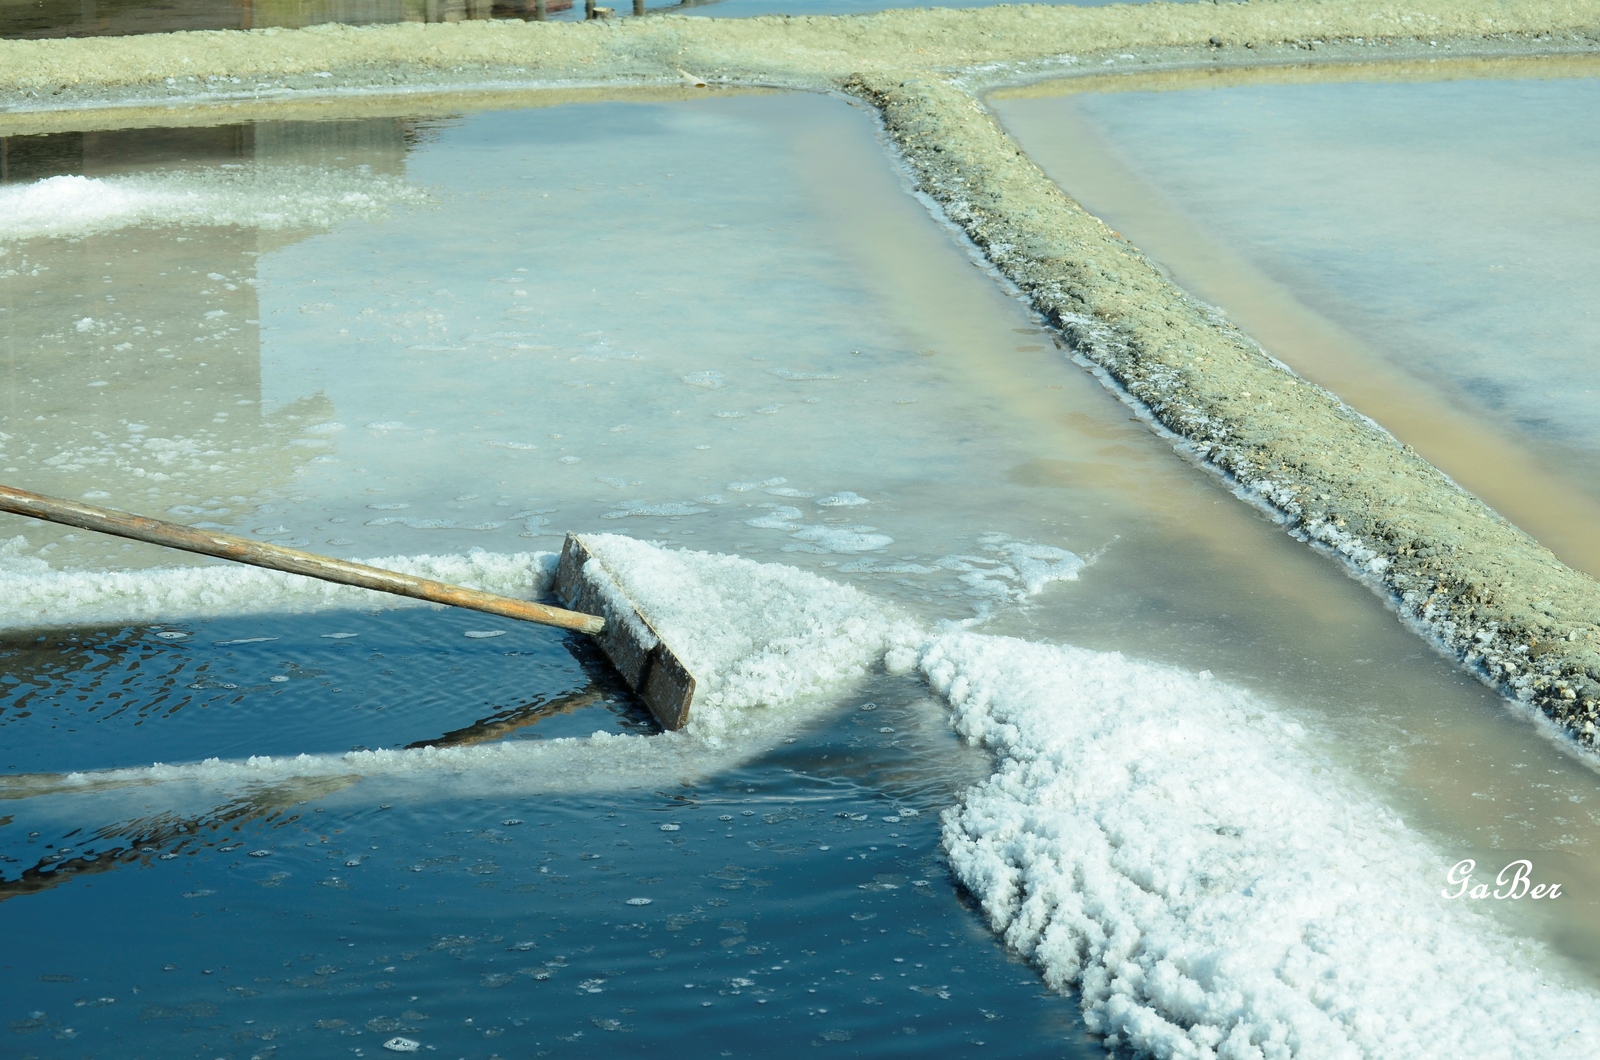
[4,1,1600,749]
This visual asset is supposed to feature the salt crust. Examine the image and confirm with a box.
[10,539,1600,1049]
[927,632,1600,1058]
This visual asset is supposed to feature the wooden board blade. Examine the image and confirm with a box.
[555,533,696,730]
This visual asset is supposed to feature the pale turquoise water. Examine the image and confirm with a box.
[1054,76,1600,495]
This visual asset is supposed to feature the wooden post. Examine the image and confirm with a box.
[585,0,595,18]
[534,0,546,20]
[633,0,644,15]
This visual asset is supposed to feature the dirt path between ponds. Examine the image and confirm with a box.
[4,1,1600,749]
[3,1,1599,110]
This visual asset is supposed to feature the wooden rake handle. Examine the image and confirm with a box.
[0,483,604,635]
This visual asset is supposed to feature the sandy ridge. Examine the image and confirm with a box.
[3,2,1600,98]
[3,1,1600,747]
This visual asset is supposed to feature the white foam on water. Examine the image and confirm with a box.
[0,167,429,243]
[923,631,1600,1058]
[833,536,1086,617]
[681,370,727,389]
[787,525,893,553]
[745,505,803,530]
[602,501,709,519]
[981,537,1086,595]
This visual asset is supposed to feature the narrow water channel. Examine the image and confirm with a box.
[3,82,1599,1055]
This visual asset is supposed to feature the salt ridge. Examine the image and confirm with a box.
[0,167,428,242]
[0,542,553,631]
[926,631,1600,1057]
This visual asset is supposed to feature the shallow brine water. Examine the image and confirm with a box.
[991,59,1600,577]
[4,86,1600,1057]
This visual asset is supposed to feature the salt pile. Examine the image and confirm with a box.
[572,534,918,746]
[924,631,1600,1057]
[0,166,428,242]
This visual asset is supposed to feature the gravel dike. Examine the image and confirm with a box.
[4,0,1600,747]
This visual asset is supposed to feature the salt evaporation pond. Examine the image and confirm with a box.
[5,87,1600,1056]
[992,60,1600,577]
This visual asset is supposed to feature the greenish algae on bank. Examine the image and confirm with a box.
[4,0,1600,750]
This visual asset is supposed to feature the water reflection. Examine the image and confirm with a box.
[0,606,654,774]
[0,773,357,902]
[0,117,433,567]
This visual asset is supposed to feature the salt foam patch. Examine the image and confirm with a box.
[0,167,428,242]
[0,545,553,631]
[925,632,1600,1058]
[4,540,912,808]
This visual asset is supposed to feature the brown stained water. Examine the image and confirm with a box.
[3,85,1600,1053]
